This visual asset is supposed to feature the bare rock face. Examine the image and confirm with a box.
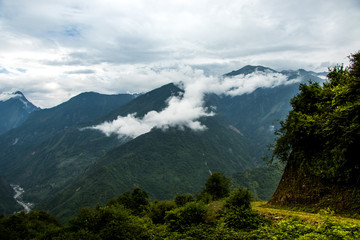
[269,162,360,214]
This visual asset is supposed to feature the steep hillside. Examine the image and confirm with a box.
[269,52,360,214]
[0,92,135,203]
[0,92,135,171]
[208,66,325,160]
[41,116,259,221]
[0,175,19,215]
[0,84,184,206]
[0,91,39,135]
[231,165,283,201]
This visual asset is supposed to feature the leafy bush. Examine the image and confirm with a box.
[223,187,268,230]
[174,193,195,206]
[0,211,62,240]
[225,187,252,209]
[165,201,208,232]
[203,172,231,200]
[224,207,267,230]
[67,204,153,239]
[149,200,176,224]
[106,187,150,215]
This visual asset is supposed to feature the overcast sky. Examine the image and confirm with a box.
[0,0,359,108]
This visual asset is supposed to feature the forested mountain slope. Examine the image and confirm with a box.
[0,92,135,211]
[40,101,259,221]
[0,175,18,215]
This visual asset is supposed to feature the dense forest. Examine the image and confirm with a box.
[1,172,360,239]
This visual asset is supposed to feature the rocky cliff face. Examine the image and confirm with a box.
[269,161,360,214]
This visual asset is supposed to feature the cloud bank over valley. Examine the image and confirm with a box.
[87,67,300,138]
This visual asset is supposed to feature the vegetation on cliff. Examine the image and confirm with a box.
[270,52,360,212]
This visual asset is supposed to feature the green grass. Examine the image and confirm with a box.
[252,201,360,225]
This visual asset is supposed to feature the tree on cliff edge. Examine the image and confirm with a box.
[269,52,360,213]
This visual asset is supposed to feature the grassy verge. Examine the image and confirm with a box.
[252,201,360,225]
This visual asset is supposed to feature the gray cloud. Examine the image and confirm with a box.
[0,0,359,107]
[65,69,96,74]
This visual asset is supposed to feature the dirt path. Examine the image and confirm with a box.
[252,201,360,225]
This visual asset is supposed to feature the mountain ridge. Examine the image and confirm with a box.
[0,65,325,217]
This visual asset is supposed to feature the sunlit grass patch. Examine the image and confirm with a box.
[252,201,360,226]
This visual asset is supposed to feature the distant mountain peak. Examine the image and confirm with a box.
[0,91,40,134]
[13,90,24,96]
[0,91,24,102]
[0,91,39,113]
[224,65,277,77]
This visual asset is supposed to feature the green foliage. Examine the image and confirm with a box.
[223,187,268,230]
[224,207,267,230]
[0,210,62,240]
[2,174,360,239]
[106,187,150,215]
[149,200,176,224]
[43,116,256,221]
[164,201,209,232]
[0,92,135,206]
[174,193,195,206]
[203,172,231,201]
[196,190,213,204]
[231,165,283,200]
[246,214,360,240]
[0,175,19,214]
[272,52,360,185]
[225,187,252,209]
[67,204,153,240]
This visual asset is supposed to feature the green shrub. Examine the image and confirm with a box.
[67,205,153,239]
[204,172,231,200]
[165,201,208,232]
[225,187,252,210]
[223,187,268,230]
[149,200,176,224]
[174,194,195,206]
[224,207,267,230]
[106,187,150,215]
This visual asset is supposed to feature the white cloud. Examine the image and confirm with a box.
[0,0,359,107]
[0,91,22,101]
[87,66,299,138]
[87,67,215,137]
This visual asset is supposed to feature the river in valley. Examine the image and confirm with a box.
[10,184,33,213]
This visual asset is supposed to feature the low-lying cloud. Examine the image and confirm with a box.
[0,91,22,101]
[87,66,300,138]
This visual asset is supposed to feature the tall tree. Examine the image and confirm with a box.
[204,172,231,200]
[269,52,360,212]
[272,51,360,185]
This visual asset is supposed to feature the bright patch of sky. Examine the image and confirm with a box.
[0,0,359,108]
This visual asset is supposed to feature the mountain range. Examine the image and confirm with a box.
[0,65,326,221]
